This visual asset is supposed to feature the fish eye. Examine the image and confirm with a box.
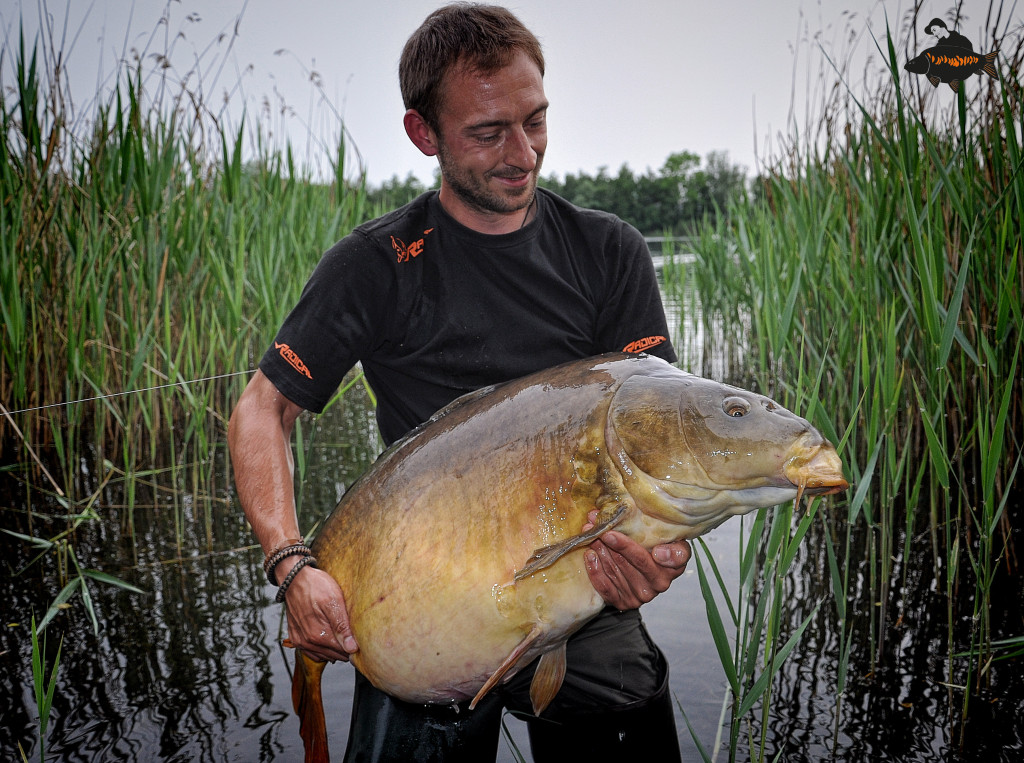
[723,396,750,418]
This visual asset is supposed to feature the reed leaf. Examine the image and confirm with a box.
[29,614,62,763]
[694,540,740,695]
[735,602,822,718]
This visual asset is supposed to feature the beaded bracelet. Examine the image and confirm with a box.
[264,542,311,585]
[274,554,318,603]
[262,537,305,573]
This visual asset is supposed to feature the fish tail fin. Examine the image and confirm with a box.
[983,50,998,78]
[293,650,330,763]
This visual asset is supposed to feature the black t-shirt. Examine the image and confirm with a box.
[260,188,676,445]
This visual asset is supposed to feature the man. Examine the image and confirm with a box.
[924,17,974,52]
[228,4,691,760]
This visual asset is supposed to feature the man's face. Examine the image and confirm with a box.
[432,51,548,228]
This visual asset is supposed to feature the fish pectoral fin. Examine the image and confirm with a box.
[928,75,941,87]
[293,649,330,763]
[529,643,567,716]
[514,503,628,581]
[470,625,543,710]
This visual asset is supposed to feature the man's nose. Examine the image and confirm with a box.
[505,126,538,170]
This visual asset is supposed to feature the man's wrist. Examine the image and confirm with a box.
[274,554,319,602]
[263,539,311,585]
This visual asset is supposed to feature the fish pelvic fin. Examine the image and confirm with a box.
[982,50,998,78]
[949,79,961,92]
[530,643,568,715]
[514,503,628,581]
[470,625,543,710]
[293,650,330,763]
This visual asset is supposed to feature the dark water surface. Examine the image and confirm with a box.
[2,269,1022,761]
[4,386,1021,762]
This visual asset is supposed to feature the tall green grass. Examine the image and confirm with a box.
[0,27,367,511]
[0,15,370,653]
[664,13,1024,759]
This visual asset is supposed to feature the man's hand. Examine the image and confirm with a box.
[281,564,359,664]
[583,511,691,610]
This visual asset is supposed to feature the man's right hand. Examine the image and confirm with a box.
[281,564,359,664]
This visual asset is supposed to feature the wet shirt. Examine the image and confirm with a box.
[260,188,676,446]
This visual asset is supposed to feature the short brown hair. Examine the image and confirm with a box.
[399,3,545,132]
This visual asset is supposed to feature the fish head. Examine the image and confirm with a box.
[904,53,931,74]
[605,370,848,536]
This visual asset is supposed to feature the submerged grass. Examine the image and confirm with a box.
[663,8,1024,759]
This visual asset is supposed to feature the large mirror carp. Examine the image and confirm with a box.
[292,353,847,759]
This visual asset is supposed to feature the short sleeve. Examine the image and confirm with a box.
[258,233,394,412]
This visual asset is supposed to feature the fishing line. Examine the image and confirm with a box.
[3,370,255,416]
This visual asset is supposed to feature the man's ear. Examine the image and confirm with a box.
[404,110,439,157]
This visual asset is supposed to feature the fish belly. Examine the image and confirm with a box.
[344,544,603,704]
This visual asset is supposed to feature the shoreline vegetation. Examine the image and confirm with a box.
[2,3,1022,761]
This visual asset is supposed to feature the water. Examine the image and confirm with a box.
[0,418,743,762]
[2,258,1022,760]
[4,386,1021,761]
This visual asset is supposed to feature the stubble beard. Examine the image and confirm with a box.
[437,140,543,218]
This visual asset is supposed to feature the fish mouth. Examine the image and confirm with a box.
[783,441,849,496]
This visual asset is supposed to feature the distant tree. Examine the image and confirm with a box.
[680,151,748,223]
[540,151,747,235]
[363,153,747,234]
[365,171,434,214]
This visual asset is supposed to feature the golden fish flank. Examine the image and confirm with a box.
[292,353,848,761]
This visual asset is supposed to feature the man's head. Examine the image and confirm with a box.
[400,4,549,233]
[925,18,950,38]
[400,3,545,134]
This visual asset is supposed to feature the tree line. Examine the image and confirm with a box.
[364,150,749,236]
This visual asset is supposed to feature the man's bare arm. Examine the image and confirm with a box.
[228,370,357,662]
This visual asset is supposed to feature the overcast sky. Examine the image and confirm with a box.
[1,1,1002,185]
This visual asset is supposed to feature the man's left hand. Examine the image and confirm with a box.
[583,511,691,610]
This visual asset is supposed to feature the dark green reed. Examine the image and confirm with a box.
[1,33,368,502]
[659,12,1023,760]
[0,19,370,708]
[20,615,61,763]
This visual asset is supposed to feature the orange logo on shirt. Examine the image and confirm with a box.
[391,229,434,263]
[622,336,666,354]
[275,342,312,379]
